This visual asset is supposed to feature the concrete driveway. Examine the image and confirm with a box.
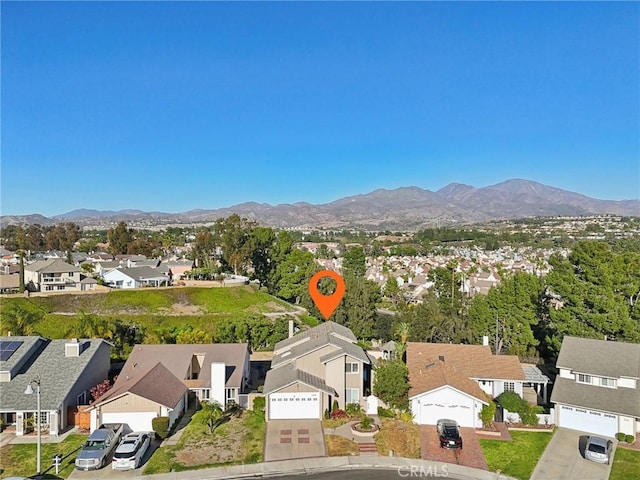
[264,420,325,461]
[531,428,615,480]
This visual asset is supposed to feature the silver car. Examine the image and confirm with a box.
[112,432,151,470]
[584,436,612,465]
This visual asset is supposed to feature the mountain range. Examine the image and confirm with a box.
[2,179,638,230]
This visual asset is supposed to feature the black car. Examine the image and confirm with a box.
[436,419,463,449]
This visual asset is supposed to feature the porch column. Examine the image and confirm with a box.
[543,383,547,404]
[50,411,59,436]
[16,412,24,436]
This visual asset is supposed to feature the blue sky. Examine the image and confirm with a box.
[2,1,639,217]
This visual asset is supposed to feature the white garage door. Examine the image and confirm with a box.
[102,412,157,433]
[558,405,618,436]
[269,392,320,420]
[420,403,475,427]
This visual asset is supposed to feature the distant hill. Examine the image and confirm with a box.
[2,179,639,230]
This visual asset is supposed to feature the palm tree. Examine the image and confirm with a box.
[1,304,42,335]
[199,401,225,434]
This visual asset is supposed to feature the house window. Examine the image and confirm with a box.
[226,388,236,404]
[504,382,515,392]
[57,285,65,290]
[600,377,616,388]
[45,285,54,291]
[200,389,210,400]
[346,388,360,403]
[577,374,592,384]
[77,391,87,405]
[345,362,359,374]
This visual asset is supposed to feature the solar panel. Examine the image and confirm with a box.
[0,340,23,361]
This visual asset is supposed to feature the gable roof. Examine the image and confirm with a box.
[106,266,166,281]
[556,336,640,379]
[406,342,525,382]
[273,321,356,354]
[112,343,248,391]
[408,358,489,402]
[271,321,368,368]
[263,363,337,396]
[93,362,188,409]
[25,259,81,274]
[0,336,110,412]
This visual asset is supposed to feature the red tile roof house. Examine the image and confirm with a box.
[89,343,250,433]
[407,342,529,428]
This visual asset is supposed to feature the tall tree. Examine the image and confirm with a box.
[342,246,367,278]
[213,215,257,274]
[249,227,276,288]
[1,304,42,335]
[107,222,134,255]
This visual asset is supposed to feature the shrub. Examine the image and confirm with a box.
[332,399,339,411]
[252,396,265,412]
[479,401,497,428]
[398,410,414,423]
[519,405,539,426]
[324,409,330,420]
[616,432,626,441]
[330,409,348,419]
[625,434,635,444]
[345,402,362,417]
[359,415,373,430]
[378,406,395,418]
[495,391,525,412]
[152,416,170,439]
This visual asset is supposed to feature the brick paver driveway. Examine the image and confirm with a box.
[420,425,488,470]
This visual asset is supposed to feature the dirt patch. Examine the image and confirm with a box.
[174,421,250,465]
[158,303,205,315]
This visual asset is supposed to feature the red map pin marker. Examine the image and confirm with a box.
[308,270,346,320]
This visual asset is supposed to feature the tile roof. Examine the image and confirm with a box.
[273,321,356,354]
[406,342,524,383]
[112,343,248,391]
[94,362,188,409]
[551,376,640,417]
[0,337,110,412]
[556,336,640,379]
[263,363,336,396]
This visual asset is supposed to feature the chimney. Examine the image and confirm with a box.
[65,338,82,357]
[482,335,489,347]
[288,320,294,338]
[210,362,226,406]
[438,355,445,362]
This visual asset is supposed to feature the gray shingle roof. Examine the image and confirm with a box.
[273,321,356,353]
[271,322,368,368]
[556,336,640,379]
[0,337,110,412]
[551,376,640,417]
[114,267,167,280]
[25,259,81,274]
[522,365,550,383]
[263,363,336,396]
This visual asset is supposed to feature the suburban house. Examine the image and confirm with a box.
[407,341,535,428]
[102,266,171,289]
[263,321,377,421]
[89,343,250,432]
[24,258,96,292]
[0,336,111,436]
[551,336,640,437]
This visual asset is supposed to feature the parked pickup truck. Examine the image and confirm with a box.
[75,423,124,470]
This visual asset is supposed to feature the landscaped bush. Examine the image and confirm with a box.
[359,415,373,430]
[332,399,339,411]
[330,409,348,419]
[495,391,539,426]
[625,434,635,443]
[480,400,497,428]
[252,396,265,412]
[152,416,170,439]
[378,406,395,418]
[324,409,330,420]
[616,432,626,441]
[345,402,362,417]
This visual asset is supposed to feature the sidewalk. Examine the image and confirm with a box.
[0,426,80,447]
[161,402,197,447]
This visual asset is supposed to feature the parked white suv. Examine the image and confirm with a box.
[112,432,151,470]
[584,436,612,465]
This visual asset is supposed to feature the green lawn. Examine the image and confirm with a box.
[480,430,554,480]
[143,409,266,475]
[610,447,640,480]
[0,434,87,479]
